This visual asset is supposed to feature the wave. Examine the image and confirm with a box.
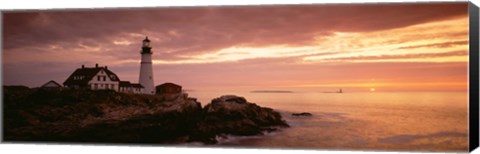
[215,128,284,145]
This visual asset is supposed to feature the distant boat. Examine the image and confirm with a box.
[322,89,343,93]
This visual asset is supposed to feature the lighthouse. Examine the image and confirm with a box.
[139,36,155,94]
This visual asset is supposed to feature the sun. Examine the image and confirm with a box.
[370,88,376,92]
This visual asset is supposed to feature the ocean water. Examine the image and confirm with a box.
[188,91,469,152]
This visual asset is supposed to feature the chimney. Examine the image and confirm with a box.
[81,65,84,68]
[95,63,98,68]
[105,66,108,69]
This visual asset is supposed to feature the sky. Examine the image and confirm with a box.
[2,2,470,92]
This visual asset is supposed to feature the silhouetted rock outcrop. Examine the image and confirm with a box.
[292,112,313,116]
[3,87,287,144]
[3,87,202,143]
[191,95,289,143]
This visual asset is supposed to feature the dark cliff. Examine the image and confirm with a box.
[3,87,288,144]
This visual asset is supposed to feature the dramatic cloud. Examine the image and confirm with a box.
[321,50,467,62]
[3,3,467,56]
[2,3,470,92]
[397,41,469,50]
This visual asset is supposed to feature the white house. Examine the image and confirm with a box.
[119,81,144,94]
[63,64,144,93]
[119,81,132,93]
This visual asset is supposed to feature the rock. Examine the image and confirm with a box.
[214,95,247,104]
[292,112,313,116]
[191,95,289,143]
[3,88,203,143]
[4,89,288,144]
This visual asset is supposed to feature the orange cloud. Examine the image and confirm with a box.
[321,50,467,62]
[397,40,468,50]
[2,3,469,92]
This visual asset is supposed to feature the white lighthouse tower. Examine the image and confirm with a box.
[139,36,155,94]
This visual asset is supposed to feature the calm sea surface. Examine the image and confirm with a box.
[187,91,468,152]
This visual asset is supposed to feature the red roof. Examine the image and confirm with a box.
[156,82,181,88]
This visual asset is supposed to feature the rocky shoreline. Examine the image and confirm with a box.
[3,86,289,144]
